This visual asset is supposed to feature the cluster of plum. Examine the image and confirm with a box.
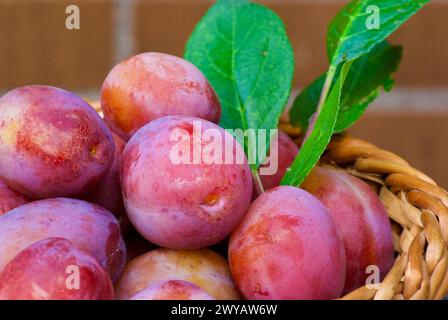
[0,52,394,300]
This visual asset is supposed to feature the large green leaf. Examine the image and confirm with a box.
[328,0,428,65]
[185,0,294,169]
[281,61,353,187]
[290,41,402,132]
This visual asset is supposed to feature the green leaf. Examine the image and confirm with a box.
[184,0,294,169]
[285,0,426,189]
[327,0,428,65]
[290,41,402,132]
[335,41,402,131]
[281,61,353,187]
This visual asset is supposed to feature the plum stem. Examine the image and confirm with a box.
[252,168,265,196]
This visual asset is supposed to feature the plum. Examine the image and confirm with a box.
[229,186,346,300]
[115,248,240,300]
[121,116,252,249]
[83,132,126,218]
[0,179,29,215]
[129,280,214,300]
[0,198,126,282]
[259,130,298,190]
[0,238,114,300]
[101,52,221,140]
[0,85,115,199]
[301,166,394,293]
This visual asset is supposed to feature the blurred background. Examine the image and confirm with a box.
[0,0,447,187]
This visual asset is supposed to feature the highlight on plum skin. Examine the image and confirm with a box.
[0,198,126,282]
[101,52,221,141]
[228,186,346,300]
[121,115,253,250]
[0,179,29,216]
[129,280,214,300]
[115,248,240,300]
[301,166,395,293]
[0,238,115,300]
[0,85,115,199]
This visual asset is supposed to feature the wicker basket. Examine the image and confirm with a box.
[280,120,448,300]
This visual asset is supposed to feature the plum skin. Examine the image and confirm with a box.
[259,130,298,189]
[0,179,29,215]
[228,186,346,300]
[0,198,126,282]
[101,52,221,140]
[121,115,253,249]
[129,280,214,300]
[0,238,114,300]
[301,167,394,293]
[116,248,240,300]
[0,85,115,199]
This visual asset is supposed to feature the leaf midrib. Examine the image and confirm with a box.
[330,3,363,65]
[245,26,273,129]
[230,2,248,134]
[230,5,276,143]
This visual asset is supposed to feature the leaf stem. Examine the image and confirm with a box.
[251,167,265,196]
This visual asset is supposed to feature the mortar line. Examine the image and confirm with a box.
[113,0,135,64]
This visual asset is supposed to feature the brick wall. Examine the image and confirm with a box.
[1,0,447,187]
[2,0,447,90]
[0,0,114,90]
